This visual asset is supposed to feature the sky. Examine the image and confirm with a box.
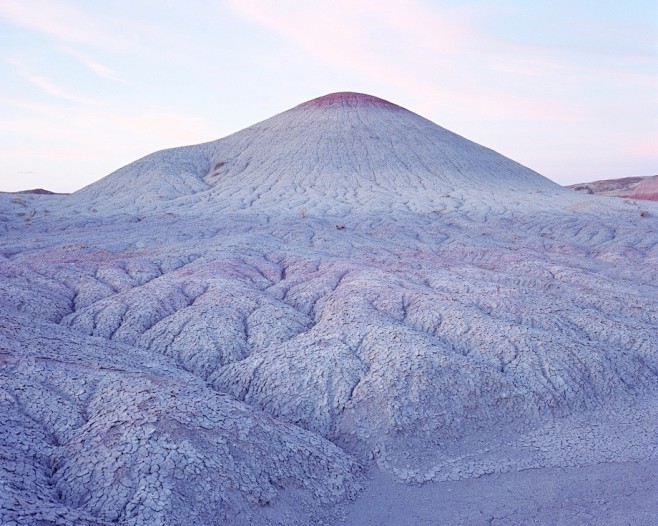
[0,0,656,193]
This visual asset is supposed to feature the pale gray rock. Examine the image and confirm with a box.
[0,311,362,525]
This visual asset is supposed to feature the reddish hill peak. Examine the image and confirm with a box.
[296,92,402,110]
[629,174,658,201]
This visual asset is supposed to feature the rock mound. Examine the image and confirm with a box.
[72,92,560,214]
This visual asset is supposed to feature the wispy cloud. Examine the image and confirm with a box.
[227,0,475,79]
[0,95,216,149]
[227,0,578,122]
[0,0,127,49]
[61,47,125,82]
[7,58,106,105]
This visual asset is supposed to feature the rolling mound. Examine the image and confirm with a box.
[72,92,561,214]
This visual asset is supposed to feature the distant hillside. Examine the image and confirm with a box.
[569,175,658,201]
[15,188,57,195]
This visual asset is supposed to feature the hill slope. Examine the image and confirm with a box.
[72,92,561,214]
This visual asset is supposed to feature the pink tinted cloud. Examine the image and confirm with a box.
[61,47,124,82]
[227,0,575,122]
[7,59,106,105]
[0,95,216,149]
[0,0,126,49]
[625,138,658,156]
[228,0,476,73]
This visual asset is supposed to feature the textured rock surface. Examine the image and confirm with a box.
[0,309,363,526]
[1,93,657,524]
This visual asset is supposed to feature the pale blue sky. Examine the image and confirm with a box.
[1,0,656,192]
